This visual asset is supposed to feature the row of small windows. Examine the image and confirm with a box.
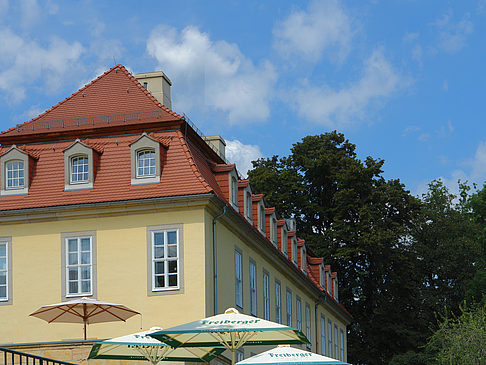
[234,248,345,361]
[0,135,160,195]
[0,226,181,303]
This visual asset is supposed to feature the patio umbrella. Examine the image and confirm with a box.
[236,345,349,365]
[149,308,310,365]
[29,297,140,340]
[88,327,226,364]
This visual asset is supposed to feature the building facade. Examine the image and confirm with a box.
[0,65,352,363]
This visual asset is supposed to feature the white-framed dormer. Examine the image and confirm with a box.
[289,231,297,266]
[64,140,97,191]
[0,146,32,196]
[332,272,338,301]
[238,180,253,224]
[252,194,265,236]
[265,209,277,247]
[325,265,332,295]
[277,220,288,257]
[300,244,307,274]
[130,133,161,186]
[319,263,325,290]
[229,169,239,212]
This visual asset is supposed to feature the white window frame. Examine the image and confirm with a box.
[334,325,339,360]
[301,247,307,273]
[320,315,326,355]
[5,160,25,190]
[235,249,243,308]
[296,297,302,330]
[130,133,161,185]
[1,146,30,196]
[152,229,180,291]
[259,205,265,235]
[282,227,288,257]
[249,259,257,316]
[231,175,239,210]
[263,270,270,320]
[65,236,93,297]
[271,218,277,246]
[0,241,8,302]
[286,289,292,326]
[136,149,156,178]
[246,191,253,222]
[275,280,282,323]
[305,303,311,342]
[292,238,298,265]
[340,329,344,361]
[70,155,89,184]
[328,319,333,358]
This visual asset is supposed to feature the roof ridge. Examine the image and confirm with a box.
[176,130,212,193]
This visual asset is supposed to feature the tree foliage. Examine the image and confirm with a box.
[248,132,485,364]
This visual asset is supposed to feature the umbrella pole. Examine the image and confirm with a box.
[83,303,88,340]
[231,349,236,365]
[83,318,87,340]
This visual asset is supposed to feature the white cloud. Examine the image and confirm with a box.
[20,0,41,28]
[225,139,264,178]
[273,0,352,63]
[433,11,473,53]
[293,48,406,127]
[0,28,84,102]
[147,25,277,124]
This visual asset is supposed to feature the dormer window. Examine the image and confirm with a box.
[246,191,252,222]
[130,133,161,185]
[64,140,95,191]
[259,205,265,234]
[271,218,277,246]
[301,247,307,273]
[70,155,89,183]
[292,238,297,265]
[231,175,238,210]
[136,149,156,177]
[6,161,24,189]
[282,227,288,257]
[1,145,32,196]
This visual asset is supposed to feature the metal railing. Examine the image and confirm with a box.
[0,347,76,365]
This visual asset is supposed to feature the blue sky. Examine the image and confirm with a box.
[0,0,485,196]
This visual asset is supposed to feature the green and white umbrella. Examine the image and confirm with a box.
[88,327,226,364]
[149,308,310,364]
[236,345,349,365]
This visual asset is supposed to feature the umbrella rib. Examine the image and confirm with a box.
[47,303,85,323]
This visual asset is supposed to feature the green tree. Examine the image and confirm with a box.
[248,132,423,365]
[427,302,486,364]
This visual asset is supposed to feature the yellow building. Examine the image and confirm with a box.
[0,65,352,364]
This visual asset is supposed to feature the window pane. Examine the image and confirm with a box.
[81,266,90,280]
[68,253,78,265]
[0,244,5,256]
[168,274,177,287]
[0,274,6,285]
[168,260,177,273]
[156,275,165,288]
[81,280,91,293]
[155,262,165,274]
[68,239,78,253]
[81,252,90,264]
[0,259,5,271]
[69,281,78,294]
[168,245,177,257]
[0,286,6,298]
[167,231,177,244]
[154,246,164,258]
[81,238,90,251]
[68,268,78,280]
[153,232,164,245]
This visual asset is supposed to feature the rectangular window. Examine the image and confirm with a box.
[152,229,179,290]
[320,315,326,355]
[340,329,344,361]
[275,281,281,323]
[263,270,270,320]
[292,240,297,265]
[282,229,288,257]
[302,248,307,273]
[70,156,89,183]
[236,349,244,362]
[66,236,92,296]
[137,150,156,177]
[305,303,311,342]
[6,161,24,189]
[235,250,243,308]
[328,320,333,358]
[231,176,238,209]
[271,218,277,246]
[296,297,302,330]
[249,259,257,315]
[246,192,252,221]
[259,206,265,234]
[286,289,292,326]
[334,325,339,360]
[0,241,8,300]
